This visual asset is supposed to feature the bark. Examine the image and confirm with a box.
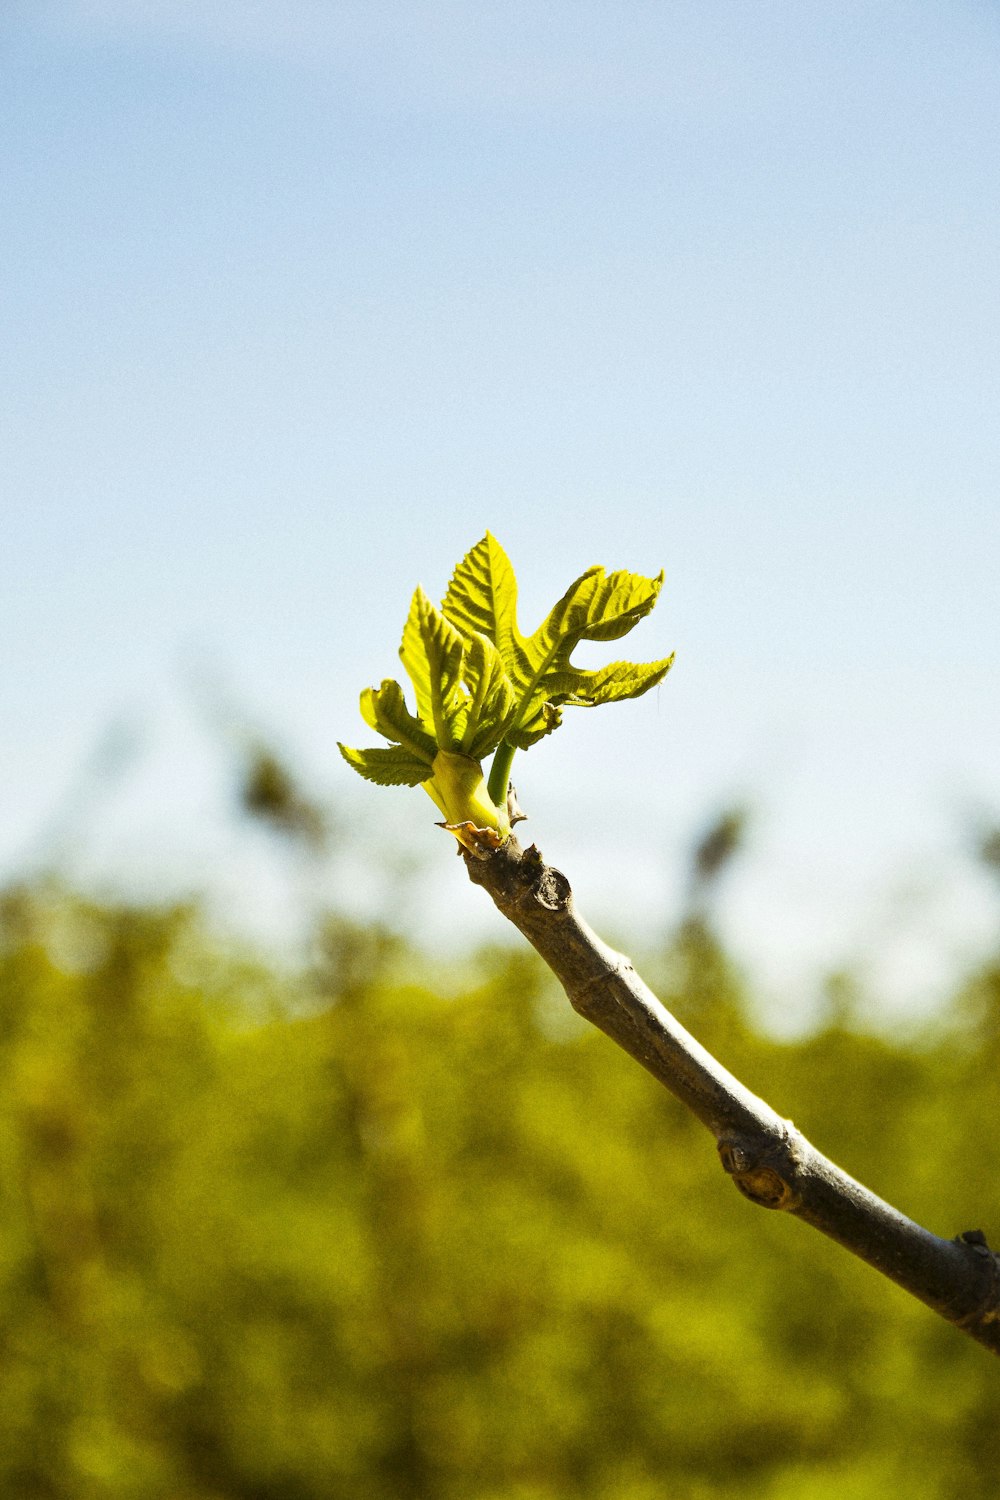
[463,835,1000,1357]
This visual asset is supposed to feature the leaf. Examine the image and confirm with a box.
[399,587,469,752]
[343,581,517,810]
[343,533,672,820]
[550,566,664,643]
[444,534,670,750]
[544,655,675,709]
[442,532,520,665]
[337,743,431,787]
[458,631,517,759]
[360,679,437,764]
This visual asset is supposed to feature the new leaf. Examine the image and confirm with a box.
[338,585,517,835]
[443,532,674,749]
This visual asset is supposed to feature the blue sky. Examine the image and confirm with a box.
[4,0,1000,1018]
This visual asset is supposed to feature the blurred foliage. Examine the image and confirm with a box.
[687,804,750,905]
[1,874,999,1499]
[976,823,1000,885]
[238,744,330,853]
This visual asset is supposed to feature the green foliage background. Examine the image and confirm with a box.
[1,867,999,1498]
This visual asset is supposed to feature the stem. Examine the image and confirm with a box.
[464,836,1000,1357]
[487,739,517,809]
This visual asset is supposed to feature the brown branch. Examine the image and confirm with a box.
[464,835,1000,1357]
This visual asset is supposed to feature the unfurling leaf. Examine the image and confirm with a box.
[399,587,468,751]
[360,679,437,763]
[441,532,520,663]
[339,582,518,842]
[443,532,673,749]
[459,631,517,759]
[337,743,431,787]
[341,531,672,845]
[543,657,674,710]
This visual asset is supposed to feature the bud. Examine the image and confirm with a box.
[423,749,511,853]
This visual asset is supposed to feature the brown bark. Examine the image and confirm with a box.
[464,835,1000,1357]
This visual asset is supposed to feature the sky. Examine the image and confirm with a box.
[4,0,1000,1022]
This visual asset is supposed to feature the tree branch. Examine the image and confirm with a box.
[464,835,1000,1357]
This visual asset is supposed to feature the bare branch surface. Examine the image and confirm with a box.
[464,836,1000,1357]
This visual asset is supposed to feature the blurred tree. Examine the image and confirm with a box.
[238,742,330,853]
[976,823,1000,886]
[186,662,332,854]
[0,880,998,1497]
[686,803,750,918]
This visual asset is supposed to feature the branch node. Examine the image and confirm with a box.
[533,864,571,912]
[438,821,506,859]
[718,1125,804,1212]
[954,1230,1000,1326]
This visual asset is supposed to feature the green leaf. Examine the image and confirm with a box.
[343,533,672,827]
[360,679,437,764]
[399,587,469,752]
[550,566,664,643]
[337,743,431,787]
[442,532,520,666]
[344,582,517,814]
[544,655,675,709]
[458,631,517,759]
[444,534,670,750]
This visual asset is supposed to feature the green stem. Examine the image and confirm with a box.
[487,739,517,809]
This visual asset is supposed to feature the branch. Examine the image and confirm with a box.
[464,836,1000,1357]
